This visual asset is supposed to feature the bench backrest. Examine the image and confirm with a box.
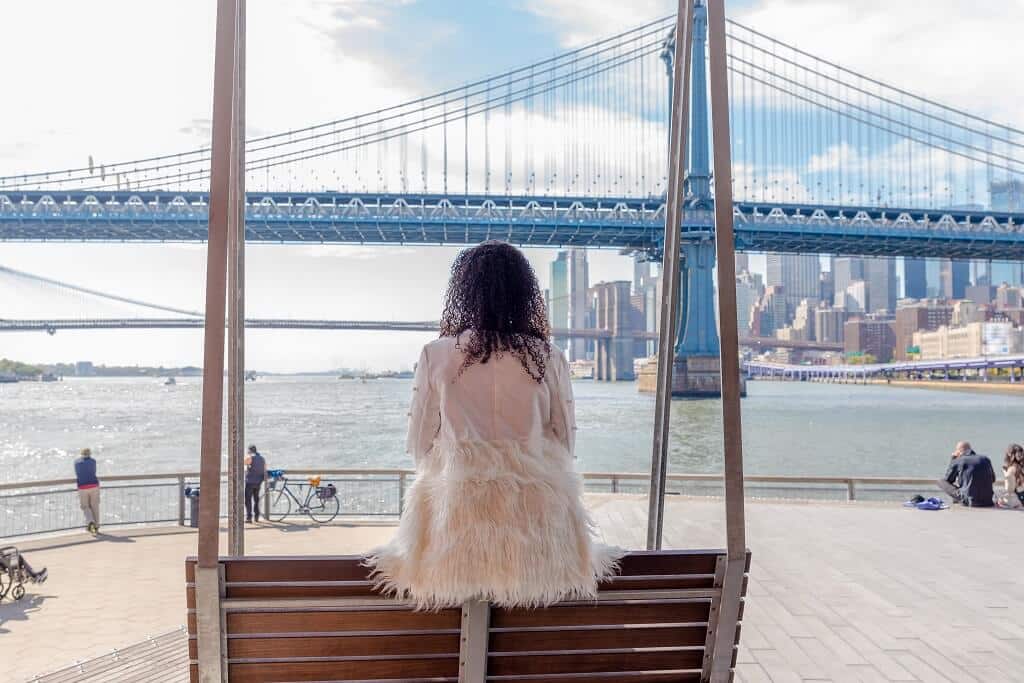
[186,549,749,682]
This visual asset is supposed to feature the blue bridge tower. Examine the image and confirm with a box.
[659,0,742,398]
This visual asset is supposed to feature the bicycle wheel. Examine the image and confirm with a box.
[268,488,292,522]
[307,492,340,524]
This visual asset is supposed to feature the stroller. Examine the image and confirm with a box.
[0,545,43,602]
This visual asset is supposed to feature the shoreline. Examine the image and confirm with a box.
[871,378,1024,396]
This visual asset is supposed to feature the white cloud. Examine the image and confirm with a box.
[732,0,1024,128]
[524,0,670,47]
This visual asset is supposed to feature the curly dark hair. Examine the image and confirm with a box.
[439,241,551,382]
[1005,444,1024,488]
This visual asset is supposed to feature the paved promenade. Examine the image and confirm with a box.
[4,495,1023,682]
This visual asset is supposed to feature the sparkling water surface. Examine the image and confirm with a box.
[2,376,1021,484]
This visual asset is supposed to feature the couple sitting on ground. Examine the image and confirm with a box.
[938,440,1024,509]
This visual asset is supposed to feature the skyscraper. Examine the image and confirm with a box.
[735,252,749,273]
[766,253,820,321]
[567,249,589,361]
[989,261,1023,287]
[549,252,569,352]
[865,257,897,314]
[832,257,864,307]
[940,259,970,299]
[925,259,942,298]
[735,271,763,334]
[903,258,927,299]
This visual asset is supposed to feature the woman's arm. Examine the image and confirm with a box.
[549,351,576,457]
[406,346,441,465]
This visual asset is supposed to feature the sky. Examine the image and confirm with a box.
[2,0,1022,372]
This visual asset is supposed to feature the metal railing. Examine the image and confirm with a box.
[0,468,943,539]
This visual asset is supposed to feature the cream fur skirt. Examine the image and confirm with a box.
[365,438,622,610]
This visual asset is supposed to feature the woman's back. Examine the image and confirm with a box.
[411,335,570,454]
[366,241,619,609]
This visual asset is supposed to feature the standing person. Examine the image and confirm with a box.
[937,440,996,507]
[74,448,100,534]
[366,241,621,610]
[995,443,1024,509]
[244,445,266,523]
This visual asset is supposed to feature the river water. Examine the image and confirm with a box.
[2,377,1022,485]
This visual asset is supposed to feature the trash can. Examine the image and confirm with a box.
[183,486,200,528]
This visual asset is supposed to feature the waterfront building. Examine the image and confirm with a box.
[913,321,1022,359]
[903,257,928,299]
[953,299,985,326]
[766,252,821,318]
[893,301,953,360]
[74,361,95,377]
[832,257,864,307]
[940,259,970,299]
[735,270,763,335]
[865,257,897,314]
[844,315,896,362]
[814,305,848,344]
[549,251,569,352]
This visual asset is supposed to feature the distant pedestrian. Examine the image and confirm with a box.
[995,444,1024,509]
[244,445,266,523]
[937,441,996,507]
[74,447,101,534]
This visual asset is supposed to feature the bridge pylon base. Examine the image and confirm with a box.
[637,355,747,399]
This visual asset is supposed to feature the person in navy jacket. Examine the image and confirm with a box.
[74,447,101,534]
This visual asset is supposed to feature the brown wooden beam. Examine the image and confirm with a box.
[647,0,695,551]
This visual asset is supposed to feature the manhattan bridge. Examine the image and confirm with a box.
[2,4,1023,381]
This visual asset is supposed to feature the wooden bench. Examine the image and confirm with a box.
[186,549,749,682]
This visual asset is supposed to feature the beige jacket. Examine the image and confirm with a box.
[366,335,621,609]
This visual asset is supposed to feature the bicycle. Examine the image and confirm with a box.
[265,470,339,523]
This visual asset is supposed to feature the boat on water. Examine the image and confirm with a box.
[164,377,176,386]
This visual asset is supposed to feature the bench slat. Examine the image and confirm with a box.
[490,624,708,651]
[486,674,700,683]
[226,608,460,634]
[487,649,705,676]
[227,658,458,681]
[187,550,740,583]
[227,632,461,658]
[491,601,711,628]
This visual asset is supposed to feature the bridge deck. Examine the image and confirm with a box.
[6,495,1023,682]
[3,192,1024,259]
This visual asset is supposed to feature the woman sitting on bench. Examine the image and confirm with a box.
[367,241,622,609]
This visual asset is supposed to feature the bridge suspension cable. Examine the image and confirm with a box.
[1,14,1020,214]
[0,265,203,318]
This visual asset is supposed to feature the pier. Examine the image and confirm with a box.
[5,491,1023,682]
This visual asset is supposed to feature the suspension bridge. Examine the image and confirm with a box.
[1,3,1021,388]
[0,264,841,353]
